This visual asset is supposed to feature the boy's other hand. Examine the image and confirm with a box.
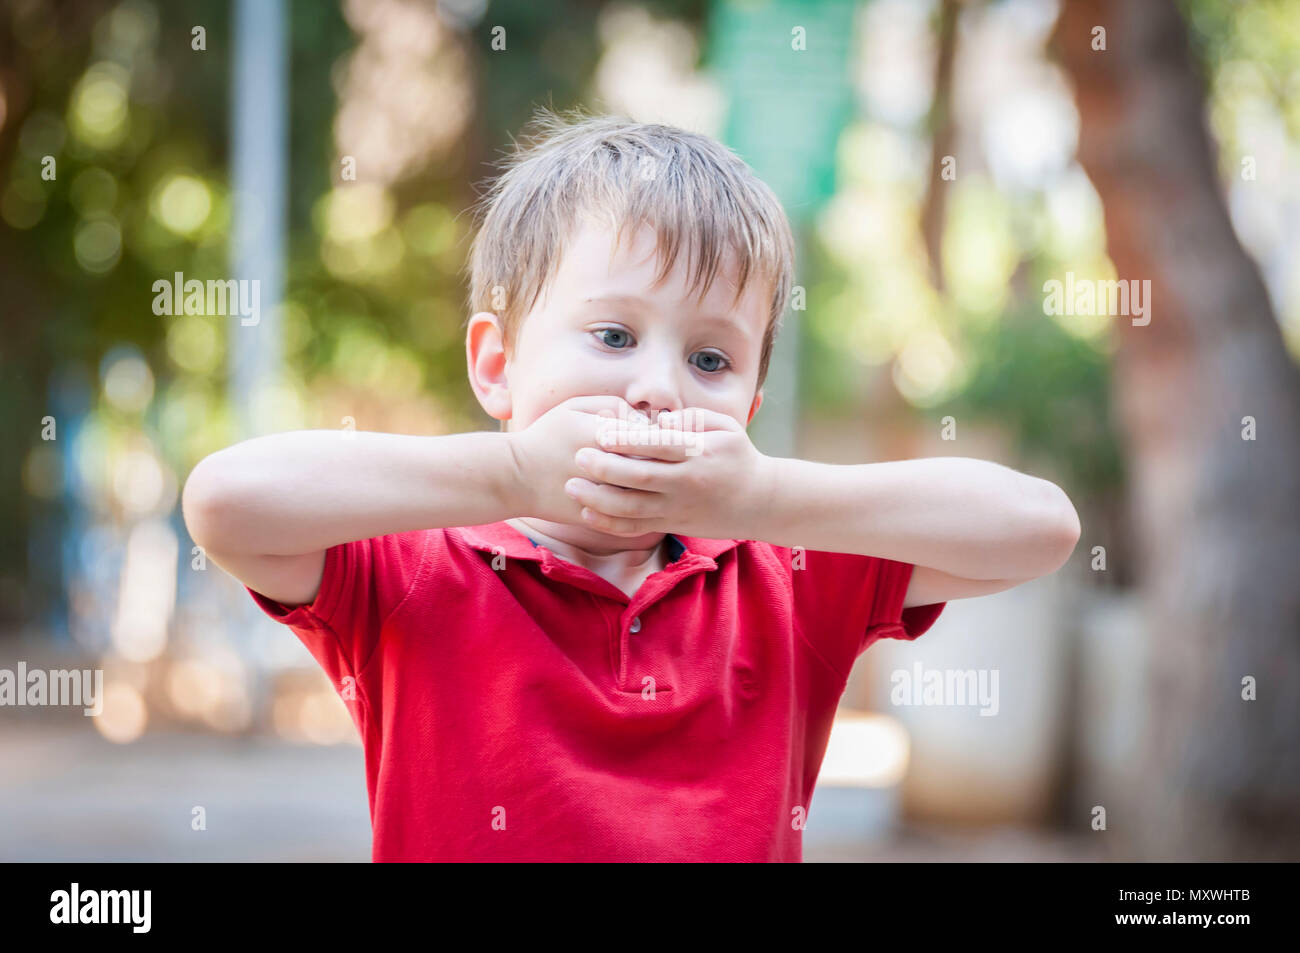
[565,407,772,540]
[506,395,647,522]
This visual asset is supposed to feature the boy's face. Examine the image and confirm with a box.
[469,217,768,434]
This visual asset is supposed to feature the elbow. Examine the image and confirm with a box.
[1035,480,1081,574]
[181,453,239,552]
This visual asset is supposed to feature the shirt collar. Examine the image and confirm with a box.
[456,521,739,567]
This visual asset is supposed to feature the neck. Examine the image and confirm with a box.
[506,517,667,574]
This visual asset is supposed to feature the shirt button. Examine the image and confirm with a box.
[629,616,642,633]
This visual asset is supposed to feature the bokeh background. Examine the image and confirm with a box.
[2,0,1298,861]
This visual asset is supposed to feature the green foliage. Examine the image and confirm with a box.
[947,299,1125,499]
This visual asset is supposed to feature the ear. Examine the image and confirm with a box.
[746,388,763,426]
[466,312,513,424]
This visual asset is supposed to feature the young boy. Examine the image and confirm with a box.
[181,110,1080,862]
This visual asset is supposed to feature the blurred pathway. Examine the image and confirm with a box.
[0,722,1103,862]
[0,723,371,862]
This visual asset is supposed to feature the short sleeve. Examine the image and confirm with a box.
[786,547,946,678]
[245,530,430,687]
[858,560,947,654]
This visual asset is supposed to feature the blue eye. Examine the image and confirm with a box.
[595,328,633,349]
[691,351,730,373]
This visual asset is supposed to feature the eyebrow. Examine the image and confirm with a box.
[580,294,754,339]
[580,293,650,310]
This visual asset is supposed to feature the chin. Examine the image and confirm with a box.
[575,522,664,544]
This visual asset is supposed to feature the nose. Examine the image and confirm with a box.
[622,348,681,423]
[627,396,676,424]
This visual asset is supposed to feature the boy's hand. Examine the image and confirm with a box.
[506,395,648,522]
[564,408,773,539]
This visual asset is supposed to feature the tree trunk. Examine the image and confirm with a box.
[919,0,959,293]
[1053,0,1300,860]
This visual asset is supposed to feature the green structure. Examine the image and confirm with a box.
[709,0,858,456]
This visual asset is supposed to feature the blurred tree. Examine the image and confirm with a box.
[1054,0,1300,860]
[0,0,713,632]
[948,289,1128,582]
[0,0,359,629]
[919,0,958,293]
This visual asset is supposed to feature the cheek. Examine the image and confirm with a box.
[707,390,758,429]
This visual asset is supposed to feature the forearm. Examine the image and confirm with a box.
[182,429,521,556]
[751,455,1080,580]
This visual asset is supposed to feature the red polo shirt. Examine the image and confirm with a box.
[246,521,945,861]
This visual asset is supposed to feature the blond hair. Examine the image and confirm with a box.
[463,107,795,396]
